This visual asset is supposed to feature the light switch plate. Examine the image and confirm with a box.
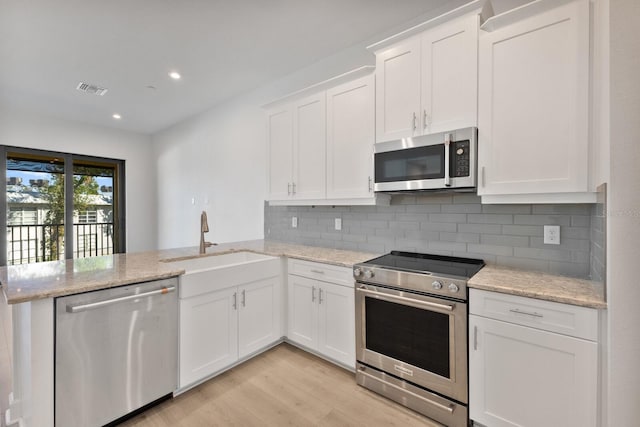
[544,225,560,245]
[335,218,342,231]
[291,217,298,228]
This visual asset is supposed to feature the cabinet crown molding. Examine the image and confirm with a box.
[262,66,374,109]
[366,0,491,53]
[481,0,583,32]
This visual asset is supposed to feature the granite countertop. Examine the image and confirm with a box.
[1,239,607,309]
[468,265,606,309]
[0,240,377,304]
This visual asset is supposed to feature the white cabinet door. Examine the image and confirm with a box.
[293,93,326,199]
[469,315,598,427]
[179,287,238,388]
[238,277,281,359]
[375,36,421,142]
[267,106,293,200]
[421,14,478,134]
[317,282,355,368]
[287,275,318,349]
[326,74,375,199]
[478,0,590,196]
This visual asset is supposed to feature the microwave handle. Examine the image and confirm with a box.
[444,133,451,187]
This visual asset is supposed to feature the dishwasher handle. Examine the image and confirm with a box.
[66,286,176,313]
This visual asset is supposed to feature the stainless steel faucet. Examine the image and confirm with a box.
[199,211,216,254]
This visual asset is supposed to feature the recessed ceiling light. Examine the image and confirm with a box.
[169,71,181,80]
[112,113,121,120]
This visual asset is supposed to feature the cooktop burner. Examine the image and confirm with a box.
[362,251,485,279]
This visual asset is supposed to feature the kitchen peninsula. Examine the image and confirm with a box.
[1,240,605,427]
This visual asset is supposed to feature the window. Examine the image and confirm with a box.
[1,147,126,266]
[8,207,38,225]
[77,210,98,224]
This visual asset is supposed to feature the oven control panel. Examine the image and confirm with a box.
[353,266,467,300]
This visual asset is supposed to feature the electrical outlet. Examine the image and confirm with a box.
[335,218,342,231]
[544,225,560,245]
[291,216,298,228]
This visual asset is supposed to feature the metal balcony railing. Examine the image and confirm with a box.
[7,222,114,265]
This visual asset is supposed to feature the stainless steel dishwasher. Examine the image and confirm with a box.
[55,277,178,427]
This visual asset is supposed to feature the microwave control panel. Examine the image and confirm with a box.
[451,140,470,177]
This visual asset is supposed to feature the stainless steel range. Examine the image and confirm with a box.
[353,251,484,427]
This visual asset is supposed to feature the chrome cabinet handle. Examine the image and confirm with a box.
[473,325,478,350]
[509,308,543,318]
[423,110,431,130]
[292,182,296,195]
[241,289,246,307]
[312,286,316,303]
[368,176,373,192]
[66,286,176,313]
[233,292,237,310]
[412,112,417,131]
[287,183,291,195]
[310,269,325,274]
[444,133,451,187]
[319,288,324,304]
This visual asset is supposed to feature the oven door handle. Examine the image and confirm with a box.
[357,285,455,312]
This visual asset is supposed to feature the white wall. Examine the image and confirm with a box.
[152,39,380,249]
[607,0,640,425]
[0,107,156,252]
[153,95,268,248]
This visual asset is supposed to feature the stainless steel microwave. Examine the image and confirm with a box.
[374,127,477,192]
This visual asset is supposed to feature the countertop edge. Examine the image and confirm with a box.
[468,282,607,309]
[3,270,185,305]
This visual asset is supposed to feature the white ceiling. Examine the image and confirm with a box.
[0,0,478,135]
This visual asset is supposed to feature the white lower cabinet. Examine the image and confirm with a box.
[180,287,238,387]
[287,259,355,369]
[179,276,281,389]
[469,289,598,427]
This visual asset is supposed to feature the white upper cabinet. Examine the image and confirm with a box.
[293,93,326,200]
[375,37,422,142]
[265,67,387,205]
[421,15,478,134]
[267,106,293,200]
[326,74,375,199]
[477,0,593,202]
[373,13,479,143]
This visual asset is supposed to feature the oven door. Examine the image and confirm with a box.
[355,283,467,403]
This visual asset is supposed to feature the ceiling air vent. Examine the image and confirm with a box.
[76,82,108,96]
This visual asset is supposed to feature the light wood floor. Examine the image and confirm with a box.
[121,343,440,427]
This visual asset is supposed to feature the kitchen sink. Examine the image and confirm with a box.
[166,251,275,272]
[164,251,280,298]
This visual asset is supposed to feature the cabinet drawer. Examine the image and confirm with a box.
[469,288,598,341]
[287,259,353,288]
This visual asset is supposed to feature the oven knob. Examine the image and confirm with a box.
[448,283,459,293]
[431,281,443,290]
[364,270,375,279]
[353,268,362,277]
